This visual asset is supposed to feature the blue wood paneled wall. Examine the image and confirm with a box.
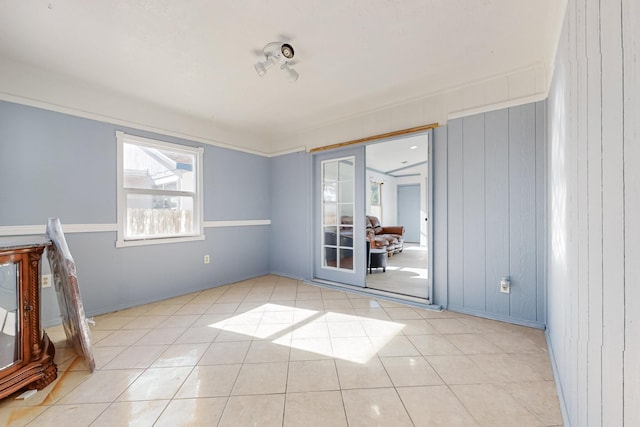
[433,101,546,327]
[545,0,639,424]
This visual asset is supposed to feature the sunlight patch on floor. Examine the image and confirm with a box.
[379,265,428,280]
[208,303,405,364]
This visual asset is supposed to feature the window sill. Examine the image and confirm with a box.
[116,234,205,248]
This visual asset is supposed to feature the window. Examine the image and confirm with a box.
[116,131,204,247]
[370,180,382,220]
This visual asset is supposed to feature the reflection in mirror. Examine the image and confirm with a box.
[339,203,353,219]
[365,134,430,299]
[0,263,18,369]
[323,161,338,181]
[323,183,337,202]
[339,182,353,203]
[338,159,353,180]
[323,204,337,224]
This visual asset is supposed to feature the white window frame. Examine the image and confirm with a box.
[320,156,355,273]
[116,131,204,248]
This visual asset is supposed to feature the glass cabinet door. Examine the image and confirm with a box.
[0,262,19,369]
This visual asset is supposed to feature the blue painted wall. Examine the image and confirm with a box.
[0,102,116,225]
[269,150,312,280]
[206,147,271,220]
[0,100,271,326]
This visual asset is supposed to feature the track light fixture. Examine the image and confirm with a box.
[254,42,299,83]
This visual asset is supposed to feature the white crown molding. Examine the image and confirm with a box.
[0,58,271,156]
[274,63,550,153]
[0,92,271,158]
[287,62,549,137]
[2,58,550,157]
[447,92,548,121]
[266,146,307,157]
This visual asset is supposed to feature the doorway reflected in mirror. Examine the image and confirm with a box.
[365,133,430,299]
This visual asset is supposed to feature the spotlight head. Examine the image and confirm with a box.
[280,43,294,59]
[254,57,275,77]
[254,61,267,77]
[281,62,299,83]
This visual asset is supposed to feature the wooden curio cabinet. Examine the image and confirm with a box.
[0,237,56,399]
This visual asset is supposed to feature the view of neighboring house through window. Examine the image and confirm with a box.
[116,132,204,247]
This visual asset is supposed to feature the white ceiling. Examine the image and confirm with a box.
[0,1,565,146]
[366,134,428,177]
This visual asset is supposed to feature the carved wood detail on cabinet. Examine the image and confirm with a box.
[0,237,57,399]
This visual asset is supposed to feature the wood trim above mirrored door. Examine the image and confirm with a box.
[309,122,439,153]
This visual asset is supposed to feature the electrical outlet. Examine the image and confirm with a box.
[500,277,510,294]
[41,274,53,288]
[204,254,210,264]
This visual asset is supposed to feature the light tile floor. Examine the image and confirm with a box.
[0,275,563,426]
